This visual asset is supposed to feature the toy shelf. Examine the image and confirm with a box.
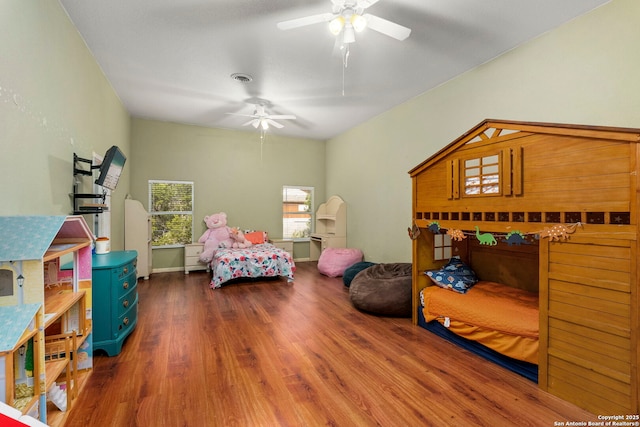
[44,333,76,410]
[43,242,91,263]
[44,291,87,335]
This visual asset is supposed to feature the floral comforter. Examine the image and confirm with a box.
[209,243,295,289]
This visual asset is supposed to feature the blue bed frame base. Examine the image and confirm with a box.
[417,307,538,383]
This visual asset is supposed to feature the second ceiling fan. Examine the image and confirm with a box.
[277,0,411,45]
[228,104,296,130]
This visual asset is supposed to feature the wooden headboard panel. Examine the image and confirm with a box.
[454,238,539,292]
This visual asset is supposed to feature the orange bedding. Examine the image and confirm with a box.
[421,281,539,364]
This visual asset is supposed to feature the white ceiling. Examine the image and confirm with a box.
[59,0,609,141]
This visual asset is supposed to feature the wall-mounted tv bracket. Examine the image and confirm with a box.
[72,153,107,214]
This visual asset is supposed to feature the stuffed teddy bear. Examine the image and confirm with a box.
[229,227,252,249]
[198,212,234,262]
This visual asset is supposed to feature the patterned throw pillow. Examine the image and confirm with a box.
[425,257,478,294]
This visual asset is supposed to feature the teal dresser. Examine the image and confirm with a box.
[92,250,138,356]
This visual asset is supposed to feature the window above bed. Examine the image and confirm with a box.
[149,180,194,248]
[282,186,313,241]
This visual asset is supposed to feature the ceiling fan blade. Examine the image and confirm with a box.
[228,112,258,118]
[363,14,411,41]
[242,119,257,127]
[357,0,380,8]
[265,119,284,129]
[277,12,333,30]
[267,115,296,120]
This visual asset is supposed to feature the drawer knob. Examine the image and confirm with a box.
[123,317,129,326]
[123,300,129,308]
[123,267,128,274]
[123,282,129,289]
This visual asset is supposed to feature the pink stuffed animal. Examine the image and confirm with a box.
[198,212,234,262]
[230,227,252,249]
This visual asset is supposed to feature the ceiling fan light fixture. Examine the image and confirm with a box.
[351,14,367,32]
[329,16,345,35]
[342,26,356,43]
[261,119,269,130]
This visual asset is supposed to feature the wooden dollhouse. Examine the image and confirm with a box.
[409,119,640,415]
[0,215,94,426]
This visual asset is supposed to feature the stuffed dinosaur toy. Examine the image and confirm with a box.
[198,212,234,262]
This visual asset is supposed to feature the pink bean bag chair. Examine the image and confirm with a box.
[317,248,363,277]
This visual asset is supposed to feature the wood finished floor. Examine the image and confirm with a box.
[65,261,597,426]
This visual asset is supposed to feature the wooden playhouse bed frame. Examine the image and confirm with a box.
[409,119,640,415]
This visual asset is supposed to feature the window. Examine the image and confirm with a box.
[282,186,313,240]
[149,180,194,247]
[464,154,500,195]
[0,270,13,297]
[433,234,452,260]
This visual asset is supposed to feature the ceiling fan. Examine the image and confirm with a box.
[277,0,411,45]
[227,104,296,130]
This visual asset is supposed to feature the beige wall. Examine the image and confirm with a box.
[326,0,640,263]
[129,118,325,269]
[3,0,639,268]
[0,1,130,249]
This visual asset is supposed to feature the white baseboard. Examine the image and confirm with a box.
[152,267,187,274]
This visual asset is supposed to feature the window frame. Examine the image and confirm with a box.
[433,233,452,261]
[282,185,314,242]
[148,180,194,248]
[462,153,502,197]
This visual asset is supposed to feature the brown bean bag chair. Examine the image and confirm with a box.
[349,263,412,317]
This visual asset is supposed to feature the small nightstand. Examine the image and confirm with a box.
[184,243,209,274]
[269,238,294,254]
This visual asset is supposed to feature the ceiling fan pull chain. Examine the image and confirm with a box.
[342,46,350,96]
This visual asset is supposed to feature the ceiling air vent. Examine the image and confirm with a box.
[230,73,253,83]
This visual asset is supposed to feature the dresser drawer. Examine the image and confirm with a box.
[269,238,293,253]
[111,259,137,282]
[185,255,202,266]
[112,293,137,338]
[117,284,137,317]
[184,243,208,273]
[184,243,204,257]
[116,271,137,298]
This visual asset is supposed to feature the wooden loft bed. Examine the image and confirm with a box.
[409,119,640,415]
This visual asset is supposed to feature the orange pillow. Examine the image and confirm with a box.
[244,231,266,244]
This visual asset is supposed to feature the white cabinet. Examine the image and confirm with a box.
[184,243,209,274]
[269,238,294,254]
[310,196,346,261]
[124,199,152,279]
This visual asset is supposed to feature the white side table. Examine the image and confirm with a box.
[269,238,294,254]
[184,243,209,274]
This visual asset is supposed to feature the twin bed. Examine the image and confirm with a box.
[416,239,540,381]
[207,238,295,289]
